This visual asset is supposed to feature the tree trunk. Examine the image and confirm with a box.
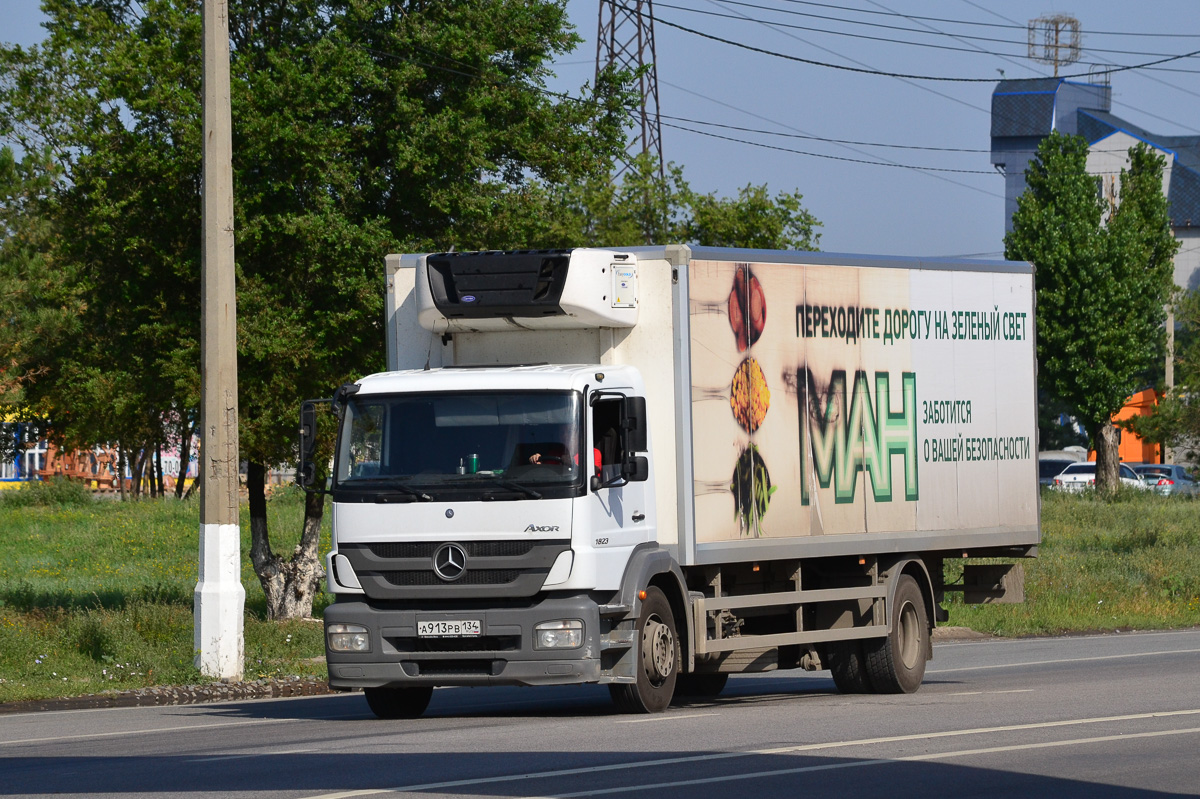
[183,470,200,500]
[147,444,157,499]
[1092,423,1121,494]
[155,442,164,498]
[131,448,145,496]
[117,444,126,501]
[175,415,193,499]
[247,460,325,620]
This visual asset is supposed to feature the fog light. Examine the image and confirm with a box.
[327,623,370,653]
[534,619,583,650]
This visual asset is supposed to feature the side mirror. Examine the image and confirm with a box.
[622,396,648,452]
[623,455,649,483]
[297,399,326,492]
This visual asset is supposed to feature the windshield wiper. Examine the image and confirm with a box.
[344,479,433,502]
[383,484,433,501]
[482,479,542,500]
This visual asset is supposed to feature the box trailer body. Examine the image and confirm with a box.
[314,245,1038,717]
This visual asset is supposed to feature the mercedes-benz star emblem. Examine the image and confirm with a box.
[432,543,467,582]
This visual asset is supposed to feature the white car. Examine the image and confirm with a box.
[1052,462,1148,492]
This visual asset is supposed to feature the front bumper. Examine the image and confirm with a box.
[324,593,604,689]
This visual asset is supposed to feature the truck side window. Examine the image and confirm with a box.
[592,399,622,481]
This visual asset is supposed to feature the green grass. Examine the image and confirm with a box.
[0,484,331,703]
[2,485,1199,703]
[946,488,1200,635]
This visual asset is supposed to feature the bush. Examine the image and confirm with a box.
[0,478,94,508]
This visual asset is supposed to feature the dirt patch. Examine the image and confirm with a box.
[932,626,996,641]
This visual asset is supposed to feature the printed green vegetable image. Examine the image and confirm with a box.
[731,444,777,537]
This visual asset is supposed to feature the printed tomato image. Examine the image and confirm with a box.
[728,264,766,351]
[730,357,770,432]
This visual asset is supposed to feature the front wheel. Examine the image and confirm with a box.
[863,574,929,693]
[364,686,434,719]
[610,586,679,713]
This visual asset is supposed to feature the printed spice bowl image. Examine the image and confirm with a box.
[730,357,770,433]
[728,263,766,352]
[731,444,777,538]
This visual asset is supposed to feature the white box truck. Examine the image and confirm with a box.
[300,245,1039,718]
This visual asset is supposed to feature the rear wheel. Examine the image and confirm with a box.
[826,641,875,694]
[364,686,434,719]
[864,574,929,694]
[610,587,679,713]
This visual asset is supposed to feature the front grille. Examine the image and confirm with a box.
[389,635,520,653]
[340,539,570,600]
[368,541,536,559]
[378,569,521,586]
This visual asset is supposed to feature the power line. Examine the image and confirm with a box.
[658,114,991,152]
[771,0,1200,39]
[637,3,1200,83]
[366,42,997,176]
[947,2,1200,133]
[660,80,1005,200]
[657,2,1028,57]
[685,0,1007,195]
[662,121,997,173]
[693,0,1200,60]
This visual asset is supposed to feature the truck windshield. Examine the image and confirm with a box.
[335,390,584,496]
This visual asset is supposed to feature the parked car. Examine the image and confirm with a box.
[1038,448,1088,487]
[1052,462,1148,492]
[1131,464,1198,496]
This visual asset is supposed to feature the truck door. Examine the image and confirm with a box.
[586,394,653,569]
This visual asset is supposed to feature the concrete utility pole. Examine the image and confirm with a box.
[195,0,244,680]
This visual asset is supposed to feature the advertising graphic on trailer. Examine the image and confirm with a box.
[688,259,1037,543]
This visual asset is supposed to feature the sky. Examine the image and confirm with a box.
[5,1,1200,258]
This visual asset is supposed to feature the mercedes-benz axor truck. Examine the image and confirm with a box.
[299,245,1039,718]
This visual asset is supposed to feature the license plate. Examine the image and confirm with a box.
[418,619,482,637]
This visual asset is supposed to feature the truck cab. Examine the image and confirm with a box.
[320,364,672,717]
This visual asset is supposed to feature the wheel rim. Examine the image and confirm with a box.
[897,600,921,670]
[642,615,675,686]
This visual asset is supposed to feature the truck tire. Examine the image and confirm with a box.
[364,686,434,719]
[863,574,928,693]
[674,673,729,699]
[609,586,679,713]
[826,641,875,694]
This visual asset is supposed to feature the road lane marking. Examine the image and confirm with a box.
[517,726,1200,798]
[934,629,1200,649]
[0,717,299,747]
[927,646,1200,673]
[615,713,720,724]
[299,708,1200,799]
[945,689,1034,696]
[188,748,318,763]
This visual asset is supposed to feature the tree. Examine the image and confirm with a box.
[687,183,820,251]
[1123,289,1200,458]
[1,0,631,618]
[541,151,822,250]
[0,145,80,464]
[1005,133,1178,493]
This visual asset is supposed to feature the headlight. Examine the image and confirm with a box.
[327,623,370,653]
[534,619,583,650]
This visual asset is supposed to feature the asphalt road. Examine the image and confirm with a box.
[3,629,1199,799]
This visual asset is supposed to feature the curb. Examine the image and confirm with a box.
[0,677,337,715]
